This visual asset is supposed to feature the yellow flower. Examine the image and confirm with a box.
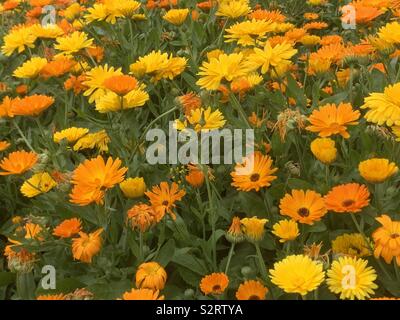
[73,130,110,153]
[62,3,82,21]
[55,31,94,57]
[269,254,325,296]
[310,138,337,164]
[54,127,89,144]
[1,25,37,56]
[25,222,43,240]
[300,35,320,46]
[30,24,64,39]
[377,21,400,45]
[20,172,57,198]
[327,256,378,300]
[116,0,141,18]
[95,88,149,113]
[196,53,252,90]
[240,217,268,242]
[332,233,371,258]
[13,57,48,79]
[358,158,398,183]
[163,9,189,25]
[176,107,226,132]
[216,0,251,19]
[272,219,300,243]
[153,56,187,81]
[85,2,122,24]
[224,19,276,46]
[120,177,146,198]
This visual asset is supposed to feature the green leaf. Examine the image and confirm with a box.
[0,272,15,287]
[156,239,175,267]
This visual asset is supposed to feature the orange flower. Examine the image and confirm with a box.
[145,182,186,221]
[324,183,370,213]
[306,103,360,139]
[236,280,268,300]
[85,46,104,63]
[72,228,103,263]
[303,22,328,31]
[136,262,167,290]
[0,96,15,118]
[11,94,54,116]
[121,288,164,300]
[40,57,76,79]
[127,203,157,232]
[53,218,82,238]
[3,0,19,10]
[185,164,205,188]
[373,215,400,266]
[279,190,327,225]
[103,75,138,96]
[36,294,67,300]
[16,84,28,95]
[200,273,229,295]
[249,9,286,22]
[177,92,202,116]
[0,141,10,152]
[0,151,38,176]
[226,216,245,243]
[64,74,87,94]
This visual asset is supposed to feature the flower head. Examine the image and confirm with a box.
[240,216,268,242]
[72,228,103,263]
[0,151,38,176]
[13,57,48,79]
[120,177,146,198]
[121,288,164,300]
[236,280,268,300]
[324,183,370,213]
[163,8,189,25]
[226,216,245,243]
[332,233,371,258]
[20,172,57,198]
[53,218,82,238]
[272,219,300,243]
[200,272,229,295]
[373,215,400,265]
[1,25,37,56]
[136,262,167,290]
[310,138,337,164]
[11,95,54,116]
[54,127,89,144]
[358,158,398,183]
[55,31,94,56]
[127,203,156,232]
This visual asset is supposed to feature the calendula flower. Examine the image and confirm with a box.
[11,95,54,117]
[177,92,202,115]
[185,164,205,188]
[358,158,398,183]
[373,215,400,266]
[36,294,67,300]
[13,57,48,79]
[235,280,268,300]
[0,96,15,118]
[103,75,139,96]
[53,127,89,144]
[327,256,378,300]
[196,52,252,90]
[226,216,245,243]
[62,3,82,20]
[116,0,141,18]
[95,88,149,113]
[240,216,268,242]
[163,8,189,25]
[120,177,146,198]
[53,218,82,238]
[324,183,371,213]
[127,203,156,232]
[175,107,226,132]
[40,57,76,79]
[279,190,327,224]
[310,138,337,164]
[24,222,43,240]
[55,31,94,57]
[272,219,300,243]
[377,21,400,45]
[270,255,325,296]
[1,25,37,56]
[0,151,38,176]
[30,23,64,39]
[73,130,110,153]
[145,182,186,221]
[20,172,57,198]
[0,141,10,152]
[200,272,229,295]
[246,41,297,74]
[72,228,103,263]
[136,262,167,290]
[216,0,251,19]
[224,19,276,46]
[121,288,164,300]
[332,233,371,258]
[231,152,278,192]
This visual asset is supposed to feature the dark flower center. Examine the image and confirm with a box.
[212,285,221,292]
[298,207,310,217]
[342,199,355,207]
[250,173,260,182]
[391,233,400,239]
[162,200,169,206]
[248,295,261,300]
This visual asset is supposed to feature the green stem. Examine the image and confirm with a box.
[255,243,268,283]
[12,120,35,153]
[224,243,235,275]
[139,231,144,262]
[204,165,217,270]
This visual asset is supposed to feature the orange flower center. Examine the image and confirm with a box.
[298,207,310,217]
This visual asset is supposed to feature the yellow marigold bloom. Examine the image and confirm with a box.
[197,52,252,90]
[361,83,400,126]
[235,280,268,300]
[308,0,327,5]
[279,190,327,225]
[327,256,378,300]
[1,25,37,56]
[13,57,48,79]
[216,0,251,19]
[377,21,400,45]
[72,228,103,263]
[373,214,400,265]
[0,141,10,151]
[62,3,82,20]
[163,8,189,25]
[246,41,297,74]
[358,158,398,183]
[310,138,337,164]
[30,24,64,39]
[121,288,164,300]
[127,203,156,232]
[20,172,57,198]
[0,151,38,176]
[95,88,149,113]
[175,107,226,132]
[306,103,360,139]
[154,56,187,81]
[226,216,245,243]
[332,233,371,258]
[54,127,89,144]
[116,0,141,18]
[269,255,325,296]
[300,35,320,46]
[224,19,276,46]
[120,177,146,198]
[25,222,43,240]
[136,262,167,290]
[83,64,123,103]
[85,2,122,24]
[55,31,94,57]
[73,130,111,153]
[240,216,268,242]
[272,219,300,243]
[200,272,229,295]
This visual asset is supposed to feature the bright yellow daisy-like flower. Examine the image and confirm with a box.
[85,2,122,24]
[30,23,64,39]
[196,52,252,90]
[120,177,146,198]
[269,254,325,296]
[55,31,94,57]
[216,0,251,19]
[53,127,89,144]
[332,233,371,258]
[327,256,378,300]
[240,216,268,242]
[362,82,400,126]
[62,3,83,21]
[358,158,398,183]
[116,0,141,18]
[1,25,37,56]
[377,21,400,45]
[310,137,337,164]
[20,172,57,198]
[13,57,48,79]
[73,130,111,153]
[272,219,300,243]
[175,107,226,132]
[95,87,149,113]
[224,19,277,46]
[163,8,189,25]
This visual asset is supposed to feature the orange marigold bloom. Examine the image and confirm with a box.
[3,0,19,10]
[279,190,327,225]
[136,262,167,290]
[145,182,186,221]
[103,75,138,96]
[53,218,82,238]
[0,96,15,118]
[236,280,268,300]
[185,164,205,188]
[177,92,202,116]
[0,151,38,176]
[64,74,87,94]
[72,228,103,263]
[249,9,286,22]
[121,288,164,300]
[85,46,104,63]
[40,57,76,79]
[231,152,278,192]
[200,272,229,295]
[0,141,10,152]
[11,94,54,116]
[27,7,43,18]
[197,0,214,10]
[226,216,245,243]
[324,183,370,213]
[127,203,157,232]
[303,21,328,30]
[16,84,28,95]
[36,294,67,300]
[306,103,360,139]
[373,215,400,266]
